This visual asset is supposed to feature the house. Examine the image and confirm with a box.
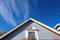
[0,18,60,40]
[54,23,60,31]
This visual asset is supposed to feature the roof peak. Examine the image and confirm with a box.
[0,18,60,39]
[29,18,34,20]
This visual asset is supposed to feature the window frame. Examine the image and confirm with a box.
[25,27,38,40]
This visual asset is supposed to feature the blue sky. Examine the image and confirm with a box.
[0,0,60,33]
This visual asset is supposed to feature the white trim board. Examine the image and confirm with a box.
[0,18,60,39]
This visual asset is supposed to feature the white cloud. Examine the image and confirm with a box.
[0,0,17,26]
[0,0,30,26]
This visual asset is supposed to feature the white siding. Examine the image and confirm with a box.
[3,21,60,40]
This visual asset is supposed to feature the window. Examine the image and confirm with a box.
[28,32,35,38]
[25,26,38,40]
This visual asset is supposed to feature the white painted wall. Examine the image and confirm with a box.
[2,21,60,40]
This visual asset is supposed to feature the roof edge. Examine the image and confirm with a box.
[30,18,60,35]
[0,18,60,39]
[0,18,31,39]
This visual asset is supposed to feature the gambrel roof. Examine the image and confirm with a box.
[0,18,60,39]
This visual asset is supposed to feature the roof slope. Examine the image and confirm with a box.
[0,18,60,39]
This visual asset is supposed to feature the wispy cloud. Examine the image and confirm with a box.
[11,0,30,20]
[0,0,30,26]
[22,0,30,20]
[0,0,17,26]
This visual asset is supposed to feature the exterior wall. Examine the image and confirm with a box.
[31,22,60,40]
[2,21,33,40]
[2,21,60,40]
